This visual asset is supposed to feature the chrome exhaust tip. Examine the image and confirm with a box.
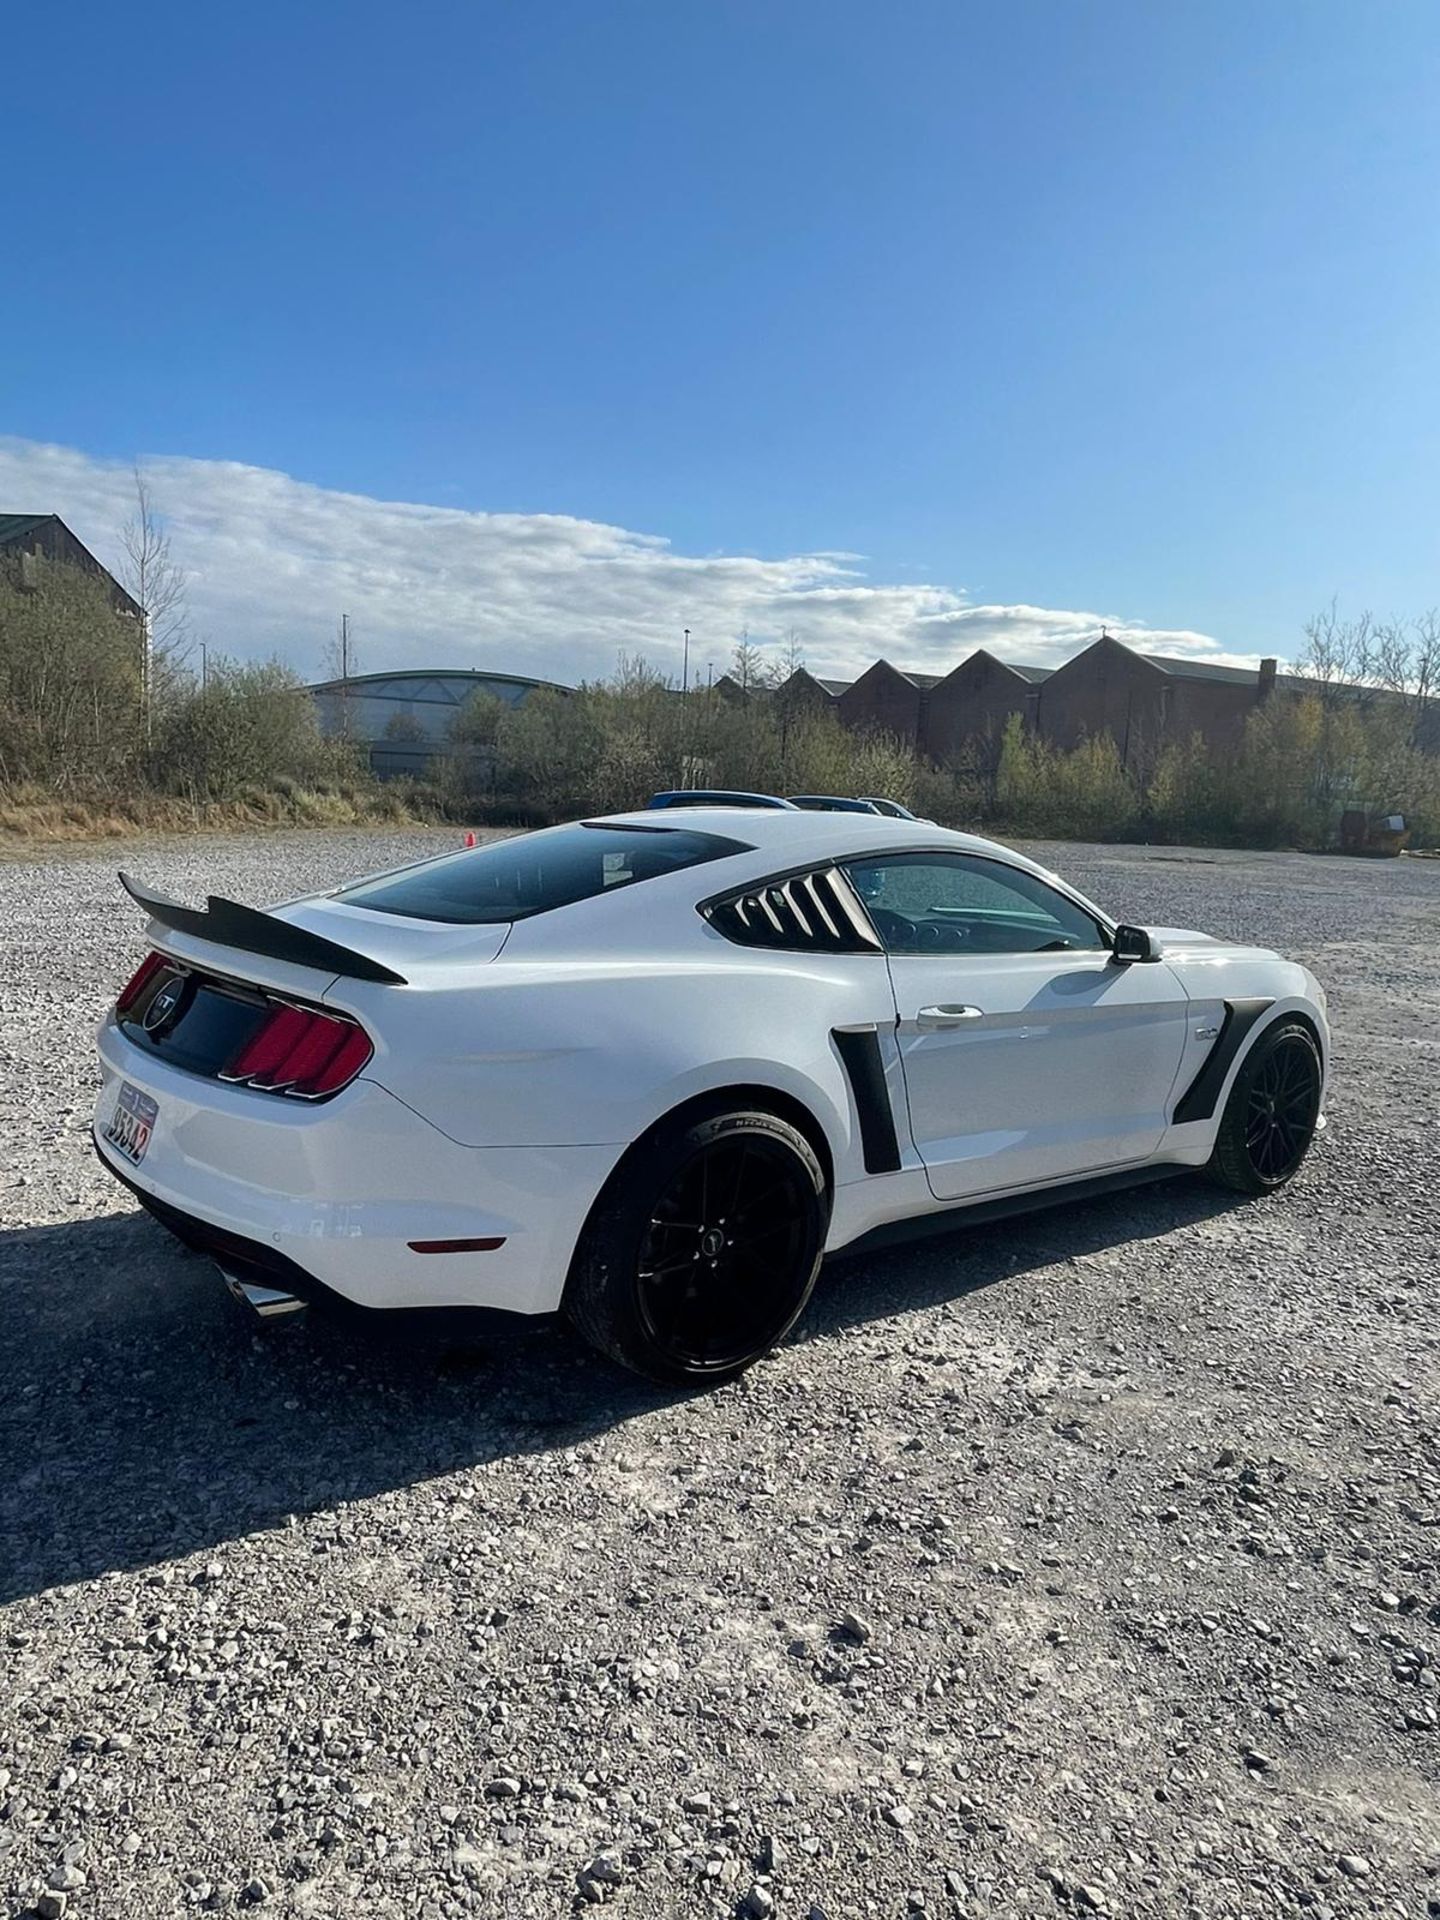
[219,1267,306,1319]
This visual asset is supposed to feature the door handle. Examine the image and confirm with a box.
[916,1003,984,1027]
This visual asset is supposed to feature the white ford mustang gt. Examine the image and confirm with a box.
[94,810,1328,1384]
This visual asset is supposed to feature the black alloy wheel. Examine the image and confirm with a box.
[636,1132,819,1373]
[565,1107,828,1385]
[1208,1020,1323,1195]
[1245,1033,1320,1181]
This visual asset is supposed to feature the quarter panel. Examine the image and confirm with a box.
[94,1020,617,1314]
[330,953,899,1177]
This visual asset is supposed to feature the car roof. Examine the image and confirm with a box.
[594,805,1058,878]
[647,788,797,808]
[466,809,1111,961]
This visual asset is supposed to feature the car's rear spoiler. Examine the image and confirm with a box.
[118,872,408,986]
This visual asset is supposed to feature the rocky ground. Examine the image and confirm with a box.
[1,827,1438,1920]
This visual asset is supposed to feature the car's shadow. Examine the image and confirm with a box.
[0,1178,1240,1606]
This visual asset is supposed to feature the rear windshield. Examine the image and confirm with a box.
[334,822,750,924]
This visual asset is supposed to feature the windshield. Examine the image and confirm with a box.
[335,822,750,924]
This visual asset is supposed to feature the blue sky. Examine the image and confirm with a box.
[2,0,1437,682]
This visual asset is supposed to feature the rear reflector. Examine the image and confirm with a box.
[221,1003,373,1099]
[407,1237,508,1254]
[116,950,171,1014]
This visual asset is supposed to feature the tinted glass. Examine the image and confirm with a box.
[337,823,749,924]
[845,853,1107,955]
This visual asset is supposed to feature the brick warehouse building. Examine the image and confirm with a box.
[1031,633,1279,771]
[834,660,942,749]
[922,650,1052,772]
[0,513,141,617]
[775,632,1291,773]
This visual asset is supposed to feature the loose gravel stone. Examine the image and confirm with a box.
[1,828,1437,1919]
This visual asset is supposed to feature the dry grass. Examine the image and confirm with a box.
[0,782,446,850]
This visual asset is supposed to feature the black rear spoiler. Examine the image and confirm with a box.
[119,872,408,986]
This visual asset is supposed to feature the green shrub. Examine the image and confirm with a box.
[0,566,144,789]
[153,657,364,803]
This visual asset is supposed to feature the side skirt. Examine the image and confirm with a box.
[826,1162,1187,1263]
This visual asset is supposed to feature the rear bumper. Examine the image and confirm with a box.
[94,1019,622,1315]
[98,1153,352,1313]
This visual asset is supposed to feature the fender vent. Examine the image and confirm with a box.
[702,866,881,954]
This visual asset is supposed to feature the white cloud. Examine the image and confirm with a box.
[0,436,1258,685]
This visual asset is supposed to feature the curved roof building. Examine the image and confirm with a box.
[307,667,571,777]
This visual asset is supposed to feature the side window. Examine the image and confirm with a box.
[844,853,1108,955]
[703,866,882,953]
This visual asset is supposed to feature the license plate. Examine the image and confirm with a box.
[105,1081,159,1166]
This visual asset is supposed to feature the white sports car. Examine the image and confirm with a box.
[94,811,1328,1384]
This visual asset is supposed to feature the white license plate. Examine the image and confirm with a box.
[105,1081,159,1166]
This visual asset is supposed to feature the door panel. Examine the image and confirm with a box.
[886,952,1192,1200]
[840,850,1191,1204]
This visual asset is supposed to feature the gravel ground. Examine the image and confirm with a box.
[2,827,1438,1920]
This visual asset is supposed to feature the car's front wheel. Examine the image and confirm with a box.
[1206,1018,1323,1194]
[564,1105,829,1385]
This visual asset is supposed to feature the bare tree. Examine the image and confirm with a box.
[120,466,190,740]
[1411,610,1440,722]
[730,631,796,694]
[1294,602,1375,707]
[1369,609,1440,741]
[777,629,805,683]
[1299,602,1440,748]
[730,631,765,694]
[610,650,669,697]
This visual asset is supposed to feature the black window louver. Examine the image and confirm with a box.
[702,866,881,954]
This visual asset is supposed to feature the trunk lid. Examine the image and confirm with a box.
[115,879,516,1098]
[273,896,514,976]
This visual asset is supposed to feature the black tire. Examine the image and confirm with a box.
[564,1105,829,1386]
[1206,1018,1322,1195]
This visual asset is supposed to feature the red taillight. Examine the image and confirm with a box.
[224,1005,315,1084]
[307,1024,373,1096]
[222,1004,372,1099]
[116,950,170,1014]
[263,1016,350,1091]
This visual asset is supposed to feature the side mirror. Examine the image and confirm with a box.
[1111,924,1157,965]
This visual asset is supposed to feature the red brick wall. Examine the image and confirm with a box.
[1035,639,1170,769]
[1167,678,1260,752]
[775,670,840,718]
[837,663,925,747]
[923,654,1038,768]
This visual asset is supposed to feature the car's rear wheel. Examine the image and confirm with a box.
[564,1106,829,1385]
[1206,1019,1322,1194]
